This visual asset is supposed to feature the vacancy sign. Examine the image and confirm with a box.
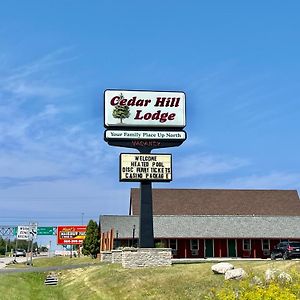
[17,226,30,240]
[104,90,186,128]
[57,225,87,245]
[120,153,172,182]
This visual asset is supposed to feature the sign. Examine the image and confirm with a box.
[57,225,87,245]
[105,130,186,140]
[120,153,172,182]
[104,90,186,128]
[37,227,56,235]
[29,223,38,239]
[17,226,30,240]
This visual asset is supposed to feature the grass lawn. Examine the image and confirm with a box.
[0,259,300,299]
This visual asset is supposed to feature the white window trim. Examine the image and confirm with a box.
[243,239,251,251]
[168,239,178,250]
[190,239,199,250]
[261,239,270,251]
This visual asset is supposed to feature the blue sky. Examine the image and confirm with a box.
[0,1,300,245]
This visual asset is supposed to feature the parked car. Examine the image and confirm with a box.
[271,241,300,260]
[14,249,26,257]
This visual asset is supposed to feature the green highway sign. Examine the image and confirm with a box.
[37,227,56,235]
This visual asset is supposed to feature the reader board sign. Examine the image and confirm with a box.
[57,225,87,245]
[104,90,186,129]
[120,153,172,182]
[17,226,30,240]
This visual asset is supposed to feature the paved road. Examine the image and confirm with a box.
[0,262,101,274]
[0,256,29,269]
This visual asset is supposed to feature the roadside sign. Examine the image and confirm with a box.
[29,223,38,240]
[104,90,186,129]
[13,227,17,236]
[120,153,172,182]
[57,225,87,245]
[17,226,30,240]
[37,227,56,235]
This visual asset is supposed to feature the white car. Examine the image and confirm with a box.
[14,249,26,257]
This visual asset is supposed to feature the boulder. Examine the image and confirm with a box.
[278,272,292,282]
[265,269,292,283]
[225,268,247,280]
[211,262,234,274]
[265,269,279,282]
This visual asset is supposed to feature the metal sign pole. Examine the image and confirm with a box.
[138,147,154,248]
[139,180,154,248]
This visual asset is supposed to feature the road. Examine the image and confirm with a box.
[0,262,100,274]
[0,256,30,269]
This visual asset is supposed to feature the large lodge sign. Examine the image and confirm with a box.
[104,90,186,128]
[103,89,186,248]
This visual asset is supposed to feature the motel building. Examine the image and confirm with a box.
[100,188,300,259]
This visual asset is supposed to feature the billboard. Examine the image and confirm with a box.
[120,153,172,182]
[57,225,87,245]
[104,90,186,128]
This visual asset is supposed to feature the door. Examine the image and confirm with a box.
[205,239,214,257]
[228,239,236,257]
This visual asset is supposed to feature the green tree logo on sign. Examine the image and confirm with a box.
[112,93,130,124]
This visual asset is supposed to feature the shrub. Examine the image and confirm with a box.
[206,273,300,300]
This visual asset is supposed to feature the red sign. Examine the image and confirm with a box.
[57,225,87,245]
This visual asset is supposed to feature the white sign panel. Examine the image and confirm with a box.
[29,223,38,239]
[17,226,30,240]
[120,153,172,181]
[105,130,186,140]
[104,90,186,128]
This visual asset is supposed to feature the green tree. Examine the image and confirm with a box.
[112,93,130,123]
[82,220,100,258]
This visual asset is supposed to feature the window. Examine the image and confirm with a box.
[243,239,251,251]
[169,239,177,250]
[190,239,199,250]
[262,239,270,250]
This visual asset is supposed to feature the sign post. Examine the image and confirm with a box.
[104,89,186,248]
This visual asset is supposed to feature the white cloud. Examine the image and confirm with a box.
[174,153,249,179]
[226,172,300,190]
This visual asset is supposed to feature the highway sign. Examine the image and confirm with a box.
[29,223,38,240]
[37,227,55,235]
[17,226,30,240]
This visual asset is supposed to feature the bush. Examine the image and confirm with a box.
[0,246,5,255]
[206,272,300,300]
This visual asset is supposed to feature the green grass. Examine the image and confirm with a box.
[1,259,300,299]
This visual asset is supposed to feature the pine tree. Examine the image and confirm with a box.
[82,220,99,258]
[112,93,130,123]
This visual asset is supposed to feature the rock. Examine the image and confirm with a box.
[225,268,247,280]
[250,276,263,286]
[265,269,279,282]
[278,272,292,282]
[265,269,292,282]
[211,262,234,274]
